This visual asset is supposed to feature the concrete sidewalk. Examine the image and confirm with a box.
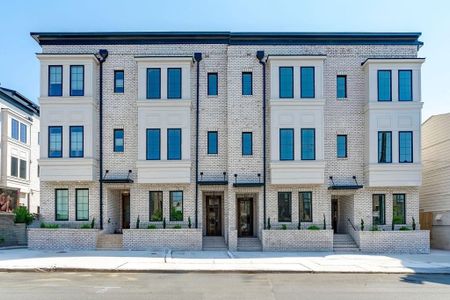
[1,248,450,273]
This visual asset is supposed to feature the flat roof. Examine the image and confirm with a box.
[30,31,423,46]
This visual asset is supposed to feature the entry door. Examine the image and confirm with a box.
[238,197,253,237]
[332,199,338,234]
[122,194,130,229]
[206,195,221,236]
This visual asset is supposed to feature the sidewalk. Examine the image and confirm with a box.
[1,248,450,274]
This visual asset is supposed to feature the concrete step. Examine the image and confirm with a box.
[96,234,123,249]
[203,236,227,251]
[237,237,262,251]
[333,247,360,252]
[333,234,359,252]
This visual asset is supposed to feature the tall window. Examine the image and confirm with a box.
[299,192,312,222]
[378,131,392,163]
[10,157,18,177]
[170,191,183,221]
[279,129,294,160]
[301,67,315,98]
[55,189,69,221]
[11,119,19,140]
[207,131,218,154]
[398,70,412,101]
[337,135,347,158]
[242,72,252,95]
[301,129,315,160]
[377,70,392,101]
[278,192,292,222]
[49,65,63,96]
[19,123,27,143]
[48,126,63,158]
[399,131,413,163]
[207,73,218,96]
[167,68,182,99]
[336,75,347,99]
[114,70,124,93]
[146,68,161,99]
[146,129,161,160]
[279,67,293,98]
[167,129,182,160]
[70,65,84,96]
[372,194,386,225]
[149,191,163,221]
[19,159,26,179]
[393,194,406,224]
[76,189,89,221]
[69,126,84,158]
[242,132,253,156]
[113,129,124,152]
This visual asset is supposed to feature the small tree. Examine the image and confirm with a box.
[188,216,192,228]
[360,219,364,231]
[323,214,326,230]
[267,217,271,230]
[412,217,416,230]
[136,215,140,229]
[13,206,34,225]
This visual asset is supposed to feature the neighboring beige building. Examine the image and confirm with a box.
[29,32,429,253]
[0,87,40,213]
[421,113,450,250]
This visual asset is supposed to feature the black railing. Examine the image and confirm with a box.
[347,218,357,231]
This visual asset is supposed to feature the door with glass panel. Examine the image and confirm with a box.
[237,196,254,237]
[206,195,222,236]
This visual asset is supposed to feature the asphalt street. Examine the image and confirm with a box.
[0,272,450,299]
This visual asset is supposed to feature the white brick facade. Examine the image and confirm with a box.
[32,32,426,252]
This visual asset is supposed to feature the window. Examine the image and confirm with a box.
[69,126,84,158]
[11,119,19,140]
[113,129,124,152]
[48,65,63,96]
[399,131,413,163]
[207,73,218,96]
[372,194,386,225]
[170,191,183,221]
[242,132,253,156]
[242,72,252,95]
[393,194,406,224]
[207,131,218,155]
[146,68,161,99]
[278,192,292,222]
[377,70,392,101]
[10,157,18,177]
[279,129,294,160]
[167,129,182,160]
[167,68,182,99]
[279,67,293,98]
[378,131,392,163]
[301,129,315,160]
[76,189,89,221]
[149,191,163,221]
[337,135,347,158]
[20,123,27,143]
[337,75,347,99]
[70,65,84,96]
[19,159,26,179]
[146,129,160,160]
[48,126,63,158]
[114,70,124,93]
[398,70,412,101]
[301,67,315,98]
[55,189,69,221]
[299,192,312,222]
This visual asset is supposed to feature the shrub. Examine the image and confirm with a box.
[307,225,320,230]
[323,214,326,230]
[0,237,4,244]
[399,226,412,231]
[150,209,162,222]
[80,224,92,229]
[147,224,157,229]
[163,217,166,229]
[188,216,192,228]
[412,217,416,230]
[267,218,271,230]
[281,224,287,230]
[91,217,96,229]
[13,206,34,225]
[360,219,364,231]
[40,223,59,229]
[136,215,140,229]
[173,224,182,229]
[371,225,380,231]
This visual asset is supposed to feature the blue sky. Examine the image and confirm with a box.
[0,0,448,120]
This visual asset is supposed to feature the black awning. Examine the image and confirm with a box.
[328,185,363,190]
[233,182,264,188]
[102,178,134,184]
[198,180,228,186]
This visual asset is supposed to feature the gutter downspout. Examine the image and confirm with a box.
[96,49,108,230]
[194,52,202,229]
[257,51,267,229]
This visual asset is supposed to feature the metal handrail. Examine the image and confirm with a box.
[347,218,357,231]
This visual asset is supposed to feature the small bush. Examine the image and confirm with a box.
[399,226,412,231]
[267,218,271,230]
[13,206,34,225]
[0,237,4,244]
[173,224,182,229]
[80,224,92,229]
[147,224,157,229]
[371,225,380,231]
[40,223,59,229]
[91,217,96,229]
[188,216,192,228]
[307,225,320,230]
[281,224,287,230]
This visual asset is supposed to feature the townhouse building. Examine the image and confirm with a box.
[0,87,40,214]
[30,32,428,252]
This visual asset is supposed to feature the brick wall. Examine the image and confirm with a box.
[123,229,202,250]
[262,229,333,252]
[28,228,99,250]
[356,230,430,254]
[0,214,27,246]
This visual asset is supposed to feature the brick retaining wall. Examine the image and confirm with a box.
[356,230,430,254]
[28,228,99,250]
[123,229,202,251]
[262,229,333,252]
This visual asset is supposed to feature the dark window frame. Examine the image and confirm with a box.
[300,66,315,98]
[279,66,294,99]
[299,191,313,222]
[393,194,406,225]
[48,65,63,97]
[167,128,182,160]
[336,75,347,99]
[113,129,124,153]
[337,134,348,158]
[207,72,218,96]
[10,156,18,177]
[75,188,89,221]
[169,191,183,221]
[242,132,253,156]
[301,128,316,160]
[48,126,63,158]
[19,159,26,179]
[378,131,392,163]
[242,72,253,96]
[149,191,163,222]
[114,70,125,93]
[377,70,392,102]
[55,188,69,221]
[69,126,84,158]
[70,65,85,96]
[11,118,19,140]
[167,68,182,99]
[399,131,413,163]
[146,128,161,160]
[279,128,294,161]
[207,131,218,155]
[372,194,386,225]
[146,68,161,99]
[398,70,413,101]
[278,192,292,223]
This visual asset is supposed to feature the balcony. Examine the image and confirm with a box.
[39,158,97,182]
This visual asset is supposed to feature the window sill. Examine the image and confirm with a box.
[336,98,348,101]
